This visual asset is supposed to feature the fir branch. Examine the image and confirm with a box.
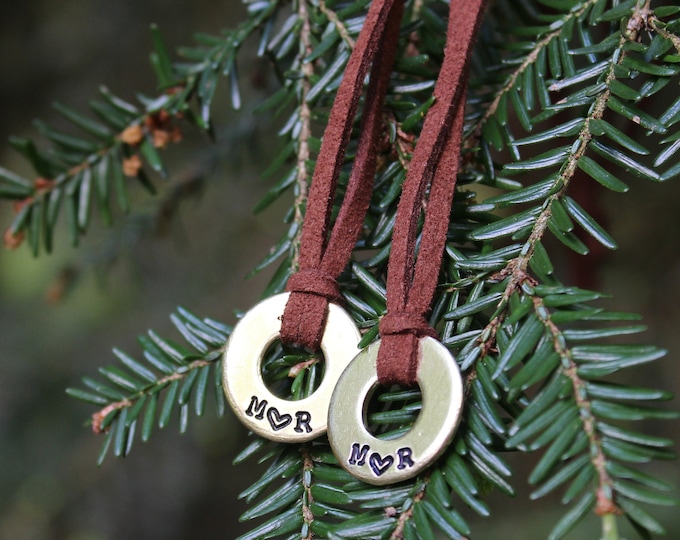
[472,1,644,362]
[1,2,278,254]
[67,305,229,461]
[532,294,620,530]
[89,358,213,434]
[3,104,185,253]
[468,0,600,144]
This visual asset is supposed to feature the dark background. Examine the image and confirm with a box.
[0,2,678,539]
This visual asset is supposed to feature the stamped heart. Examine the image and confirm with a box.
[267,407,293,431]
[369,452,394,476]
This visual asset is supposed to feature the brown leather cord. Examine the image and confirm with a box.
[281,0,405,350]
[377,0,487,386]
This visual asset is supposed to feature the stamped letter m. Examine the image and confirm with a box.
[245,395,267,419]
[348,443,370,466]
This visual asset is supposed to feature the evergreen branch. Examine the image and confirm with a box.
[500,284,675,539]
[468,0,600,144]
[90,358,213,434]
[42,117,260,303]
[67,306,229,461]
[2,102,185,254]
[470,2,646,363]
[456,6,679,535]
[1,2,279,255]
[532,294,620,533]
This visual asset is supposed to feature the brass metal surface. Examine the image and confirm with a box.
[223,293,361,442]
[328,337,463,485]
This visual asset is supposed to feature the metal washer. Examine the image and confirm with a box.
[223,293,361,442]
[328,337,463,485]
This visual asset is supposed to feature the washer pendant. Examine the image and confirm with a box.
[223,293,361,442]
[328,337,463,485]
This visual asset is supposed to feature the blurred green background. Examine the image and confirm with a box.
[0,2,678,539]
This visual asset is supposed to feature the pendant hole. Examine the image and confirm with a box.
[364,384,422,441]
[260,339,325,400]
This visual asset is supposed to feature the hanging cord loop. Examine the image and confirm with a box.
[280,0,405,350]
[377,0,488,387]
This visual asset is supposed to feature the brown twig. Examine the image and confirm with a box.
[290,0,315,271]
[532,295,620,516]
[319,0,355,49]
[301,444,315,540]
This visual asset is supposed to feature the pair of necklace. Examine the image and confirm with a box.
[224,0,486,486]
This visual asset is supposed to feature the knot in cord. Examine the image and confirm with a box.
[285,268,343,304]
[280,270,343,351]
[279,0,404,352]
[378,312,437,385]
[379,311,437,338]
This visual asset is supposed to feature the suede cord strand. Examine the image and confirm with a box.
[280,0,404,350]
[377,0,487,386]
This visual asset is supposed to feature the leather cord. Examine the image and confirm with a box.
[377,0,487,386]
[280,0,405,350]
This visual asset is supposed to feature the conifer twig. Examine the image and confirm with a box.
[291,0,315,271]
[319,0,355,49]
[90,358,213,433]
[467,0,599,144]
[301,445,315,540]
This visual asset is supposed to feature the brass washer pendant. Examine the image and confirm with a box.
[223,293,361,442]
[328,337,463,485]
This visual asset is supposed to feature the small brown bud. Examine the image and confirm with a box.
[145,110,171,131]
[152,126,184,148]
[155,109,171,124]
[34,178,55,192]
[91,410,106,434]
[288,358,319,378]
[122,154,143,177]
[120,124,144,145]
[153,129,169,149]
[4,228,24,250]
[595,488,622,516]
